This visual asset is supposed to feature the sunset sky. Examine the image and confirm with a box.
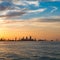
[0,0,60,40]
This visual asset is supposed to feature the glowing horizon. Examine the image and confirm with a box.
[0,0,60,40]
[0,19,60,40]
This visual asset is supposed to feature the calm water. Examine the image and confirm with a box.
[0,41,60,60]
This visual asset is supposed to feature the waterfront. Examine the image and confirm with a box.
[0,41,60,60]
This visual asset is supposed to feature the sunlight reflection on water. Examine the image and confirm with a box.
[0,41,60,60]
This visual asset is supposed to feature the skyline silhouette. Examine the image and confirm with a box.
[0,36,59,41]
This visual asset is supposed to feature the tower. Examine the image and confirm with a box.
[30,36,32,40]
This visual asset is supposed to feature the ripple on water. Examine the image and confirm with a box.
[0,41,60,60]
[0,53,31,60]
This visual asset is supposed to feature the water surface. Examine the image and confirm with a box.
[0,41,60,60]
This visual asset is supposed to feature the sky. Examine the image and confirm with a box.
[0,0,60,40]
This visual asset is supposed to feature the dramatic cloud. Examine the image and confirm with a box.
[0,11,25,18]
[0,0,60,20]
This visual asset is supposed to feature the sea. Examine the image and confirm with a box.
[0,41,60,60]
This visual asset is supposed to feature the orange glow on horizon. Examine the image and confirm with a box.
[0,19,60,40]
[0,27,60,40]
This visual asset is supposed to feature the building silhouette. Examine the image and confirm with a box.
[20,36,36,41]
[0,36,58,41]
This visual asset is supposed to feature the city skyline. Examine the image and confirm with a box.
[0,36,59,41]
[0,0,60,40]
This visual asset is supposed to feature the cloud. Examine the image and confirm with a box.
[39,19,60,22]
[39,16,60,19]
[50,6,58,13]
[27,17,60,23]
[0,8,46,19]
[13,0,26,6]
[25,0,39,6]
[50,0,60,1]
[12,0,39,7]
[27,8,46,13]
[23,16,60,23]
[1,17,60,29]
[0,11,26,18]
[40,0,60,2]
[0,0,60,20]
[0,0,39,19]
[3,16,60,23]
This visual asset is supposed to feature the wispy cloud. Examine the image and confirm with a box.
[1,18,60,29]
[40,0,60,2]
[0,11,26,18]
[0,0,60,20]
[27,8,46,13]
[2,16,60,24]
[24,0,39,6]
[50,6,58,13]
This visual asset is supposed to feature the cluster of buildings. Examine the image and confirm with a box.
[0,36,59,41]
[0,36,46,41]
[0,36,36,41]
[20,36,36,41]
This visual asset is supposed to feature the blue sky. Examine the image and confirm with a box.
[0,0,60,20]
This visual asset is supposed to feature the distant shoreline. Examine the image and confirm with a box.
[0,40,59,42]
